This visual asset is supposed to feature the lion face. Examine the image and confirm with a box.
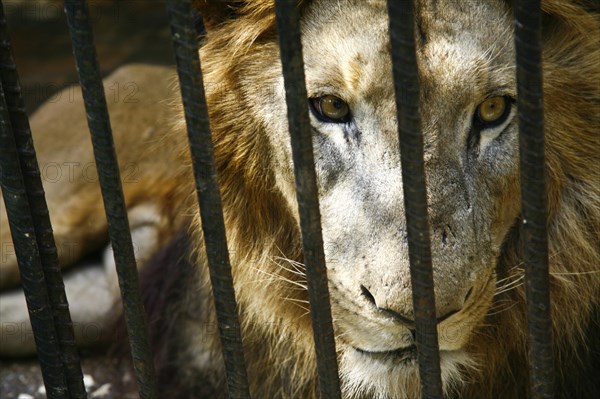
[0,0,596,397]
[243,0,521,395]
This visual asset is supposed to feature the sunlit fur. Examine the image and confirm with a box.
[0,0,597,397]
[186,0,599,397]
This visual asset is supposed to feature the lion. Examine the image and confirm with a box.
[1,0,598,398]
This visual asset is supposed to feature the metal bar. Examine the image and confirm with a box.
[0,3,87,397]
[164,1,250,398]
[273,1,342,398]
[387,1,443,398]
[513,1,554,397]
[63,2,158,398]
[0,82,68,399]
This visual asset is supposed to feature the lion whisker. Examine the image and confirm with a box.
[273,260,307,277]
[284,297,310,304]
[494,275,525,296]
[251,266,308,290]
[486,302,519,316]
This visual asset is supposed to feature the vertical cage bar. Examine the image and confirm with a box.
[63,1,158,398]
[0,84,68,399]
[0,4,87,397]
[164,1,251,397]
[387,1,443,398]
[514,1,554,397]
[273,1,342,398]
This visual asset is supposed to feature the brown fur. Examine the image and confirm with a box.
[1,0,598,397]
[0,65,191,289]
[185,0,599,397]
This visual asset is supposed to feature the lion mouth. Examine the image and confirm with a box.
[353,345,418,365]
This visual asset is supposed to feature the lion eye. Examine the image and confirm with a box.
[475,96,511,128]
[309,95,351,123]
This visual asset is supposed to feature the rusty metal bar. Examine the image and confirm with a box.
[0,80,69,399]
[164,0,251,398]
[513,1,554,397]
[63,1,158,398]
[387,1,443,398]
[0,2,87,397]
[273,1,342,398]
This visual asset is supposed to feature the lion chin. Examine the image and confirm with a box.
[338,347,476,399]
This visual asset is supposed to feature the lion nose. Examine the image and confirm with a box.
[360,284,468,327]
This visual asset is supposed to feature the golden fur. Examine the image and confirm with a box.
[1,0,598,397]
[188,1,599,397]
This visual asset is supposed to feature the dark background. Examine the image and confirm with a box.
[1,1,177,398]
[6,0,175,114]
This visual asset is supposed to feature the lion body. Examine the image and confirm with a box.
[1,0,599,398]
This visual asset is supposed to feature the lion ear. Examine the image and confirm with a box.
[192,0,259,30]
[192,0,306,31]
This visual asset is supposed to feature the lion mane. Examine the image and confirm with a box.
[2,1,596,398]
[148,0,599,398]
